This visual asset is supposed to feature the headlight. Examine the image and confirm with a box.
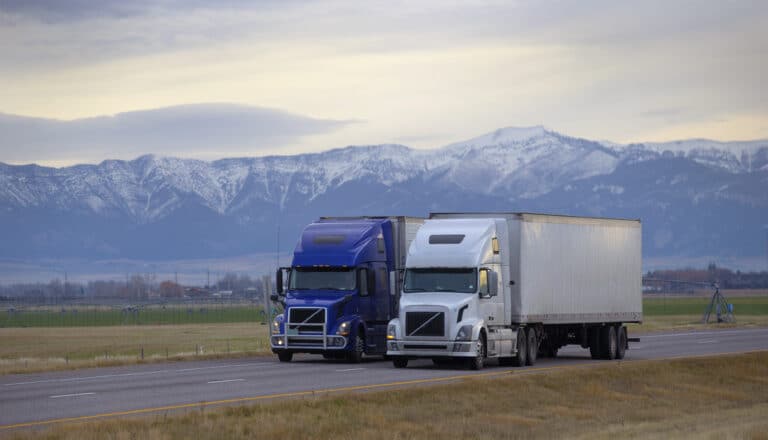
[455,324,473,341]
[337,321,351,336]
[387,324,397,340]
[272,314,284,333]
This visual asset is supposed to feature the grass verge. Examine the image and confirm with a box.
[5,352,767,439]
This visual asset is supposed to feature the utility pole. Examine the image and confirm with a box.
[262,274,272,328]
[764,225,768,271]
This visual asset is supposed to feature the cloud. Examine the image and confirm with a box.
[0,0,286,22]
[0,103,352,165]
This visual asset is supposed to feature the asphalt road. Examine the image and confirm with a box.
[2,327,767,430]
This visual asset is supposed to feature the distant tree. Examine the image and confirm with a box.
[159,280,184,298]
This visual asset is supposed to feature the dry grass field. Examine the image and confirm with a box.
[0,323,271,375]
[5,352,767,440]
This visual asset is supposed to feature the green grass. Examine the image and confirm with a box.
[2,295,765,328]
[643,296,768,316]
[5,352,768,439]
[0,304,271,327]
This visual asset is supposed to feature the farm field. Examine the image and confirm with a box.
[0,303,270,327]
[1,295,767,375]
[5,352,767,440]
[0,324,271,375]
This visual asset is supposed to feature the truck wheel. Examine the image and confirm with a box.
[277,351,293,363]
[589,328,601,359]
[393,357,408,368]
[600,326,617,360]
[468,334,486,370]
[347,333,364,363]
[512,329,527,367]
[616,326,627,360]
[525,328,538,366]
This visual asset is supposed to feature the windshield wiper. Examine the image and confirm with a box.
[404,287,427,292]
[434,288,458,292]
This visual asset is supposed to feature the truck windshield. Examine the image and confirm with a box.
[403,268,477,293]
[289,267,356,291]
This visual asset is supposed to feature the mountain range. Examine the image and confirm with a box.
[1,126,767,271]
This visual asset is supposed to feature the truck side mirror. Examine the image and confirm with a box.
[479,268,498,298]
[275,267,291,296]
[368,270,376,295]
[275,268,284,295]
[488,270,498,297]
[358,268,369,296]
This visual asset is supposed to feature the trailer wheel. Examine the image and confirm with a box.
[277,351,293,363]
[468,334,486,370]
[512,329,527,367]
[525,327,538,366]
[589,328,601,360]
[600,325,617,360]
[347,333,364,363]
[393,357,408,368]
[616,326,627,360]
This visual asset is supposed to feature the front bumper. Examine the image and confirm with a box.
[270,334,348,352]
[386,339,476,358]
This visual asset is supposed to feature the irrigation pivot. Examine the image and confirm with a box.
[702,283,735,324]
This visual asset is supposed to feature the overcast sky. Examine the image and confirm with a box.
[1,0,767,166]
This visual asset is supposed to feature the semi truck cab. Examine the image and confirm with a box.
[386,218,509,369]
[271,217,422,363]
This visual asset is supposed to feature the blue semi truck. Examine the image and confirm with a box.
[270,216,423,362]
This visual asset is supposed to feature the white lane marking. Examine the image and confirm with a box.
[697,339,718,344]
[207,379,245,384]
[335,368,365,372]
[50,392,95,399]
[640,329,768,339]
[3,363,269,387]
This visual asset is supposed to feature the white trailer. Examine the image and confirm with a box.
[386,212,642,369]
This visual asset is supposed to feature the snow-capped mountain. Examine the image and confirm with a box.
[1,127,766,263]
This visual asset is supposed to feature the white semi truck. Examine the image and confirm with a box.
[386,212,642,369]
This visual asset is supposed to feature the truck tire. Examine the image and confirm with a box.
[525,327,537,366]
[277,351,293,363]
[589,328,601,359]
[347,333,364,363]
[616,326,627,360]
[393,357,408,368]
[467,334,486,370]
[512,329,527,367]
[600,325,617,360]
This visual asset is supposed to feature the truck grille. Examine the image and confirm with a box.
[288,307,326,333]
[406,311,445,337]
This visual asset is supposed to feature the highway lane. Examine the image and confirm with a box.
[2,327,767,429]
